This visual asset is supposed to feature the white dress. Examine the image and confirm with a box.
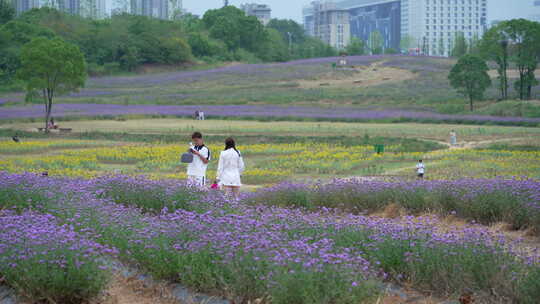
[217,149,245,186]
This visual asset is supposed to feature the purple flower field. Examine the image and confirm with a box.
[0,210,112,302]
[248,178,540,231]
[2,104,540,125]
[1,172,540,303]
[89,55,387,87]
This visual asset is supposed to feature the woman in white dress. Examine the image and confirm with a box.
[217,138,245,198]
[450,130,457,146]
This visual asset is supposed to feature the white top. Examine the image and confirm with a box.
[217,148,245,186]
[416,163,425,174]
[187,145,210,177]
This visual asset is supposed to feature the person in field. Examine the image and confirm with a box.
[416,159,425,179]
[450,129,457,146]
[217,137,245,199]
[48,117,58,129]
[187,132,211,187]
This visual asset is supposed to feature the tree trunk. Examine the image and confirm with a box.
[43,89,49,133]
[526,68,534,100]
[502,59,508,99]
[518,67,526,100]
[469,95,474,112]
[44,88,53,133]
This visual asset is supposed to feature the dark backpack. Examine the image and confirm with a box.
[181,151,193,163]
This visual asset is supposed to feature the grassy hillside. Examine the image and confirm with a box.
[1,55,539,118]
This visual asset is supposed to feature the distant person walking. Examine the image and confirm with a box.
[450,130,457,146]
[217,137,245,199]
[416,159,425,179]
[186,132,211,187]
[199,111,205,121]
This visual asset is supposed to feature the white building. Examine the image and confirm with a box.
[80,0,107,19]
[110,0,130,15]
[401,0,488,56]
[303,1,351,50]
[12,0,106,19]
[241,3,272,25]
[12,0,41,15]
[130,0,178,19]
[529,0,540,22]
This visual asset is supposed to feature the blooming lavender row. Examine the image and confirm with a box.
[0,210,113,303]
[2,171,540,302]
[248,178,540,231]
[2,104,540,125]
[87,55,387,87]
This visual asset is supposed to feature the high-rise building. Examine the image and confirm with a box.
[303,1,351,50]
[530,0,540,22]
[304,0,400,52]
[12,0,41,15]
[80,0,107,19]
[12,0,105,18]
[304,0,488,56]
[111,0,130,15]
[241,3,272,25]
[401,0,488,56]
[345,0,401,51]
[131,0,171,19]
[61,0,80,15]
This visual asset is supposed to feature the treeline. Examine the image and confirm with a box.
[447,19,540,112]
[0,4,337,87]
[448,19,540,102]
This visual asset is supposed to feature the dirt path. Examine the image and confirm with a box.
[436,137,525,150]
[92,274,180,304]
[376,137,529,177]
[297,61,417,89]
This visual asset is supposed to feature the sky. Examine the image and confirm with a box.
[182,0,535,23]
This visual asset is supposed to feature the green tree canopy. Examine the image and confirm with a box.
[203,6,267,52]
[400,34,414,51]
[18,37,87,131]
[0,20,56,83]
[504,19,540,100]
[451,32,467,58]
[448,54,492,111]
[346,37,365,55]
[480,24,511,99]
[257,28,289,62]
[368,31,383,55]
[0,7,340,87]
[0,0,15,25]
[267,19,306,44]
[438,37,445,56]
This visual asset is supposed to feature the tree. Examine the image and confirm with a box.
[177,13,204,32]
[346,37,365,55]
[504,19,540,100]
[257,28,289,62]
[0,0,15,25]
[400,34,414,52]
[0,20,56,83]
[438,37,445,56]
[448,54,491,111]
[451,32,467,57]
[267,19,306,45]
[203,6,267,52]
[468,34,481,56]
[480,24,510,100]
[368,31,383,55]
[18,37,86,132]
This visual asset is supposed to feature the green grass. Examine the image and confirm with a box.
[3,118,540,142]
[2,56,538,119]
